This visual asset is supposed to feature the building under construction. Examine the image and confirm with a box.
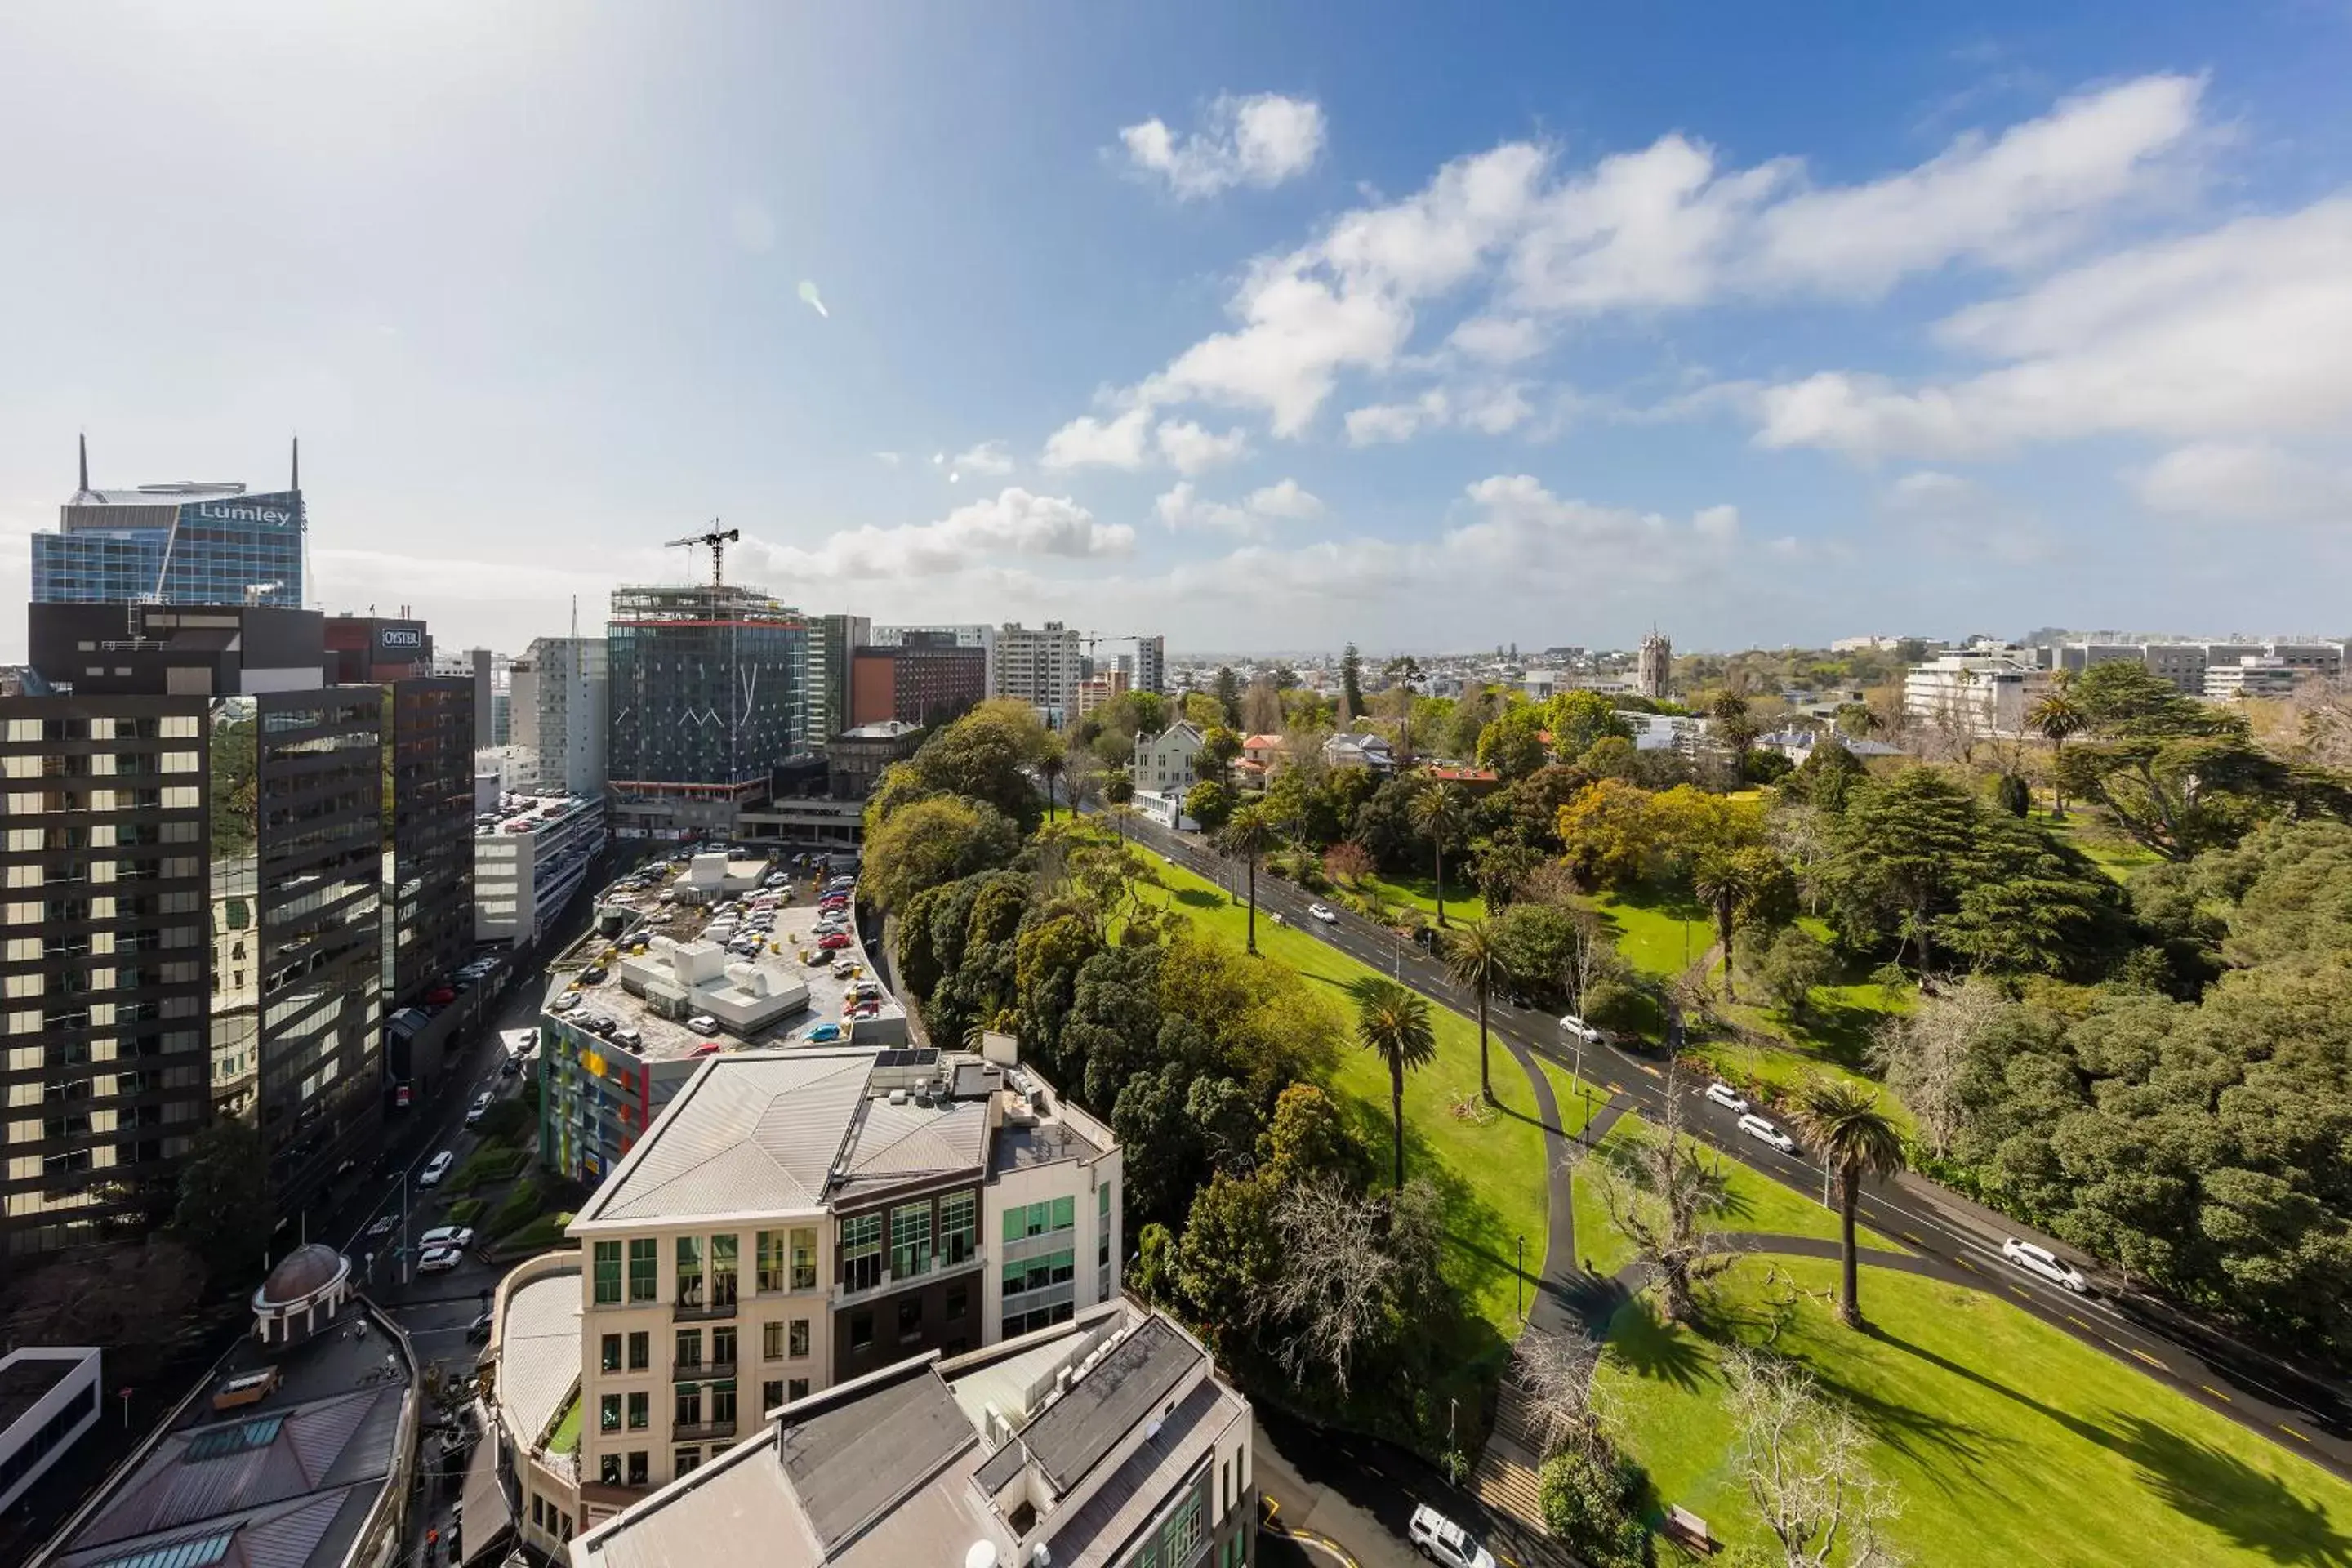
[606,582,814,839]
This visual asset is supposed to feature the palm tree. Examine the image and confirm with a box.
[1791,1079,1909,1329]
[1037,751,1067,822]
[2028,686,2086,819]
[1442,918,1509,1104]
[1217,804,1280,956]
[1350,976,1438,1187]
[1690,850,1748,1003]
[1409,782,1470,927]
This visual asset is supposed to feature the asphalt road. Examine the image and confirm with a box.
[1107,807,2352,1486]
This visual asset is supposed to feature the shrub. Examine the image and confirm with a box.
[1538,1448,1654,1568]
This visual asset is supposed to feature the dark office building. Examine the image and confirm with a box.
[385,677,475,1007]
[848,632,986,728]
[323,613,433,683]
[31,436,305,608]
[0,604,385,1258]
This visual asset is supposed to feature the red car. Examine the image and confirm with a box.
[817,933,851,951]
[426,987,456,1005]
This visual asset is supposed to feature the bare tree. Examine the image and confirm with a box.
[1267,1174,1399,1396]
[1241,676,1285,737]
[1570,1086,1735,1322]
[1725,1349,1904,1568]
[1872,978,2007,1160]
[1510,1325,1614,1462]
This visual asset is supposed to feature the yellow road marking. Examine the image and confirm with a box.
[2129,1348,2168,1373]
[1637,1062,1662,1079]
[2282,1423,2313,1443]
[2067,1314,2092,1330]
[2009,1285,2032,1300]
[1901,1232,1926,1246]
[1955,1256,1976,1271]
[2203,1385,2232,1402]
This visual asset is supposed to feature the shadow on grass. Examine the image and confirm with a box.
[2097,1414,2352,1566]
[1490,1095,1566,1140]
[1173,887,1227,911]
[1604,1290,1712,1393]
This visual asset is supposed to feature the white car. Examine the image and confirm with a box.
[417,1245,464,1274]
[2002,1237,2088,1293]
[1704,1080,1750,1115]
[364,1214,398,1240]
[1307,902,1339,924]
[688,1014,720,1036]
[1558,1014,1603,1044]
[1738,1113,1797,1154]
[417,1150,455,1187]
[1407,1503,1497,1568]
[420,1225,475,1252]
[463,1091,492,1126]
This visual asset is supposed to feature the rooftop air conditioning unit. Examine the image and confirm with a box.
[889,1088,909,1107]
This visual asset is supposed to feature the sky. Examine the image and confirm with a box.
[2,2,2350,659]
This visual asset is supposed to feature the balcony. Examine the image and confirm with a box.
[671,1418,737,1443]
[670,1358,736,1382]
[670,1294,737,1323]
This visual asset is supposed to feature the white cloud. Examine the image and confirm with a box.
[1154,477,1325,535]
[1756,196,2352,458]
[1448,475,1739,579]
[1040,407,1154,470]
[872,451,902,467]
[1120,93,1326,199]
[729,198,777,253]
[1153,419,1252,476]
[1878,470,2051,564]
[1343,381,1530,443]
[1447,314,1546,364]
[952,440,1014,476]
[1144,267,1415,437]
[1346,391,1449,446]
[2133,441,2352,525]
[741,488,1133,580]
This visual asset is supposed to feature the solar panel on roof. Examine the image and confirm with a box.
[183,1414,283,1462]
[91,1529,235,1568]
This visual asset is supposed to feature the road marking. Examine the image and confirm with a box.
[1955,1256,1976,1271]
[2067,1314,2092,1330]
[2281,1422,2313,1443]
[2128,1347,2169,1373]
[1637,1062,1662,1079]
[2203,1385,2232,1403]
[1901,1232,1925,1247]
[2009,1285,2032,1300]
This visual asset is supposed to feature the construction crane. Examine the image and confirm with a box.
[665,523,740,590]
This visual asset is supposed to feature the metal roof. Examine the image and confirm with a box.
[498,1265,582,1448]
[778,1367,975,1553]
[1003,1316,1200,1494]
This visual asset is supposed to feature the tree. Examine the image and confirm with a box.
[1790,1080,1909,1329]
[1538,1446,1654,1568]
[2028,687,2086,818]
[1258,1083,1365,1187]
[1821,769,1979,970]
[1513,1325,1611,1461]
[1994,771,2030,817]
[1726,1350,1902,1567]
[1036,749,1067,822]
[1557,779,1658,889]
[173,1115,274,1284]
[3,1238,205,1378]
[1214,666,1243,726]
[1350,976,1438,1187]
[1710,689,1760,771]
[1409,783,1471,925]
[1442,918,1509,1102]
[1756,926,1836,1021]
[1477,705,1552,781]
[1788,739,1868,813]
[1101,773,1134,833]
[1575,1090,1734,1322]
[1200,725,1243,789]
[1545,690,1636,759]
[1184,777,1236,834]
[862,795,1021,911]
[1872,978,2009,1160]
[1267,1174,1408,1396]
[1341,642,1365,723]
[885,698,1054,831]
[1322,840,1374,889]
[1692,844,1794,1001]
[1218,804,1280,955]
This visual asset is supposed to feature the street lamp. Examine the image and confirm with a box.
[1517,1233,1526,1320]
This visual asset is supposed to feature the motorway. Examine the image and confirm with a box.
[1106,806,2352,1486]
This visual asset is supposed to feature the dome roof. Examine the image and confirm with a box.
[257,1243,349,1307]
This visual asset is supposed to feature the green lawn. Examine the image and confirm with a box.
[546,1392,581,1455]
[1569,1111,1905,1278]
[1600,1257,2352,1566]
[1360,867,1488,925]
[1585,884,1709,980]
[2039,813,2165,884]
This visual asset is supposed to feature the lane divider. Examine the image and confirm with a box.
[2204,1385,2233,1403]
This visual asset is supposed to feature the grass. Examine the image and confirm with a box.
[1136,853,1606,1423]
[1360,866,1488,925]
[546,1391,581,1455]
[444,1197,487,1226]
[1568,1111,1906,1279]
[1585,883,1709,980]
[449,1144,530,1193]
[2039,811,2166,884]
[1599,1257,2352,1566]
[501,1209,578,1254]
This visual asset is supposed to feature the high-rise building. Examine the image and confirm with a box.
[847,631,987,728]
[30,436,306,608]
[1134,633,1168,696]
[811,612,871,741]
[992,621,1083,723]
[2,603,385,1258]
[873,623,998,696]
[1075,667,1129,719]
[526,635,610,798]
[1637,630,1673,699]
[607,584,813,840]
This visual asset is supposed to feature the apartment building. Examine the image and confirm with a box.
[2205,657,2300,702]
[491,1041,1121,1539]
[475,792,606,945]
[849,632,987,728]
[2049,639,2345,697]
[992,622,1083,724]
[1075,668,1129,720]
[564,1300,1253,1568]
[527,635,611,798]
[1134,632,1169,697]
[1903,651,2042,739]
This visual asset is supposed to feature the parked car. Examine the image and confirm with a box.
[1558,1014,1603,1044]
[1307,902,1339,924]
[550,991,580,1013]
[817,933,851,951]
[365,1214,399,1239]
[579,965,608,985]
[418,1150,455,1187]
[1704,1080,1750,1115]
[688,1014,720,1036]
[500,1056,521,1077]
[803,947,832,966]
[1737,1113,1797,1154]
[805,1022,844,1043]
[417,1245,464,1274]
[425,987,456,1005]
[2002,1237,2088,1292]
[421,1225,475,1251]
[1408,1504,1497,1568]
[464,1091,492,1126]
[832,960,862,979]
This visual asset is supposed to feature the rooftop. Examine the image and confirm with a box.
[571,1302,1244,1568]
[0,1351,85,1432]
[500,1263,585,1450]
[46,1294,409,1568]
[480,792,602,836]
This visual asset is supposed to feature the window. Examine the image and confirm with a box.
[947,1282,968,1321]
[1003,1250,1075,1298]
[600,1454,621,1486]
[790,1226,817,1290]
[789,1318,809,1359]
[600,1334,621,1373]
[599,1394,621,1433]
[675,1236,702,1308]
[1223,1457,1232,1512]
[710,1233,738,1307]
[849,1310,873,1352]
[840,1214,882,1293]
[626,1451,648,1487]
[763,1321,784,1361]
[940,1191,977,1267]
[756,1230,786,1292]
[675,1446,701,1476]
[712,1380,737,1427]
[788,1377,809,1401]
[675,1387,702,1428]
[890,1201,933,1280]
[898,1296,922,1342]
[1004,1197,1077,1242]
[1099,1181,1113,1267]
[626,1392,648,1430]
[628,1238,657,1302]
[628,1331,650,1371]
[675,1329,702,1371]
[1156,1494,1204,1562]
[711,1325,737,1369]
[593,1242,622,1305]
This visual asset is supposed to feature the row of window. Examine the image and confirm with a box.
[2,716,202,742]
[593,1227,820,1307]
[843,1192,979,1294]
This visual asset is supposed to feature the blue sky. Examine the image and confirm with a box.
[2,2,2349,657]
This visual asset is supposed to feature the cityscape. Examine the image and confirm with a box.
[4,8,2352,1568]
